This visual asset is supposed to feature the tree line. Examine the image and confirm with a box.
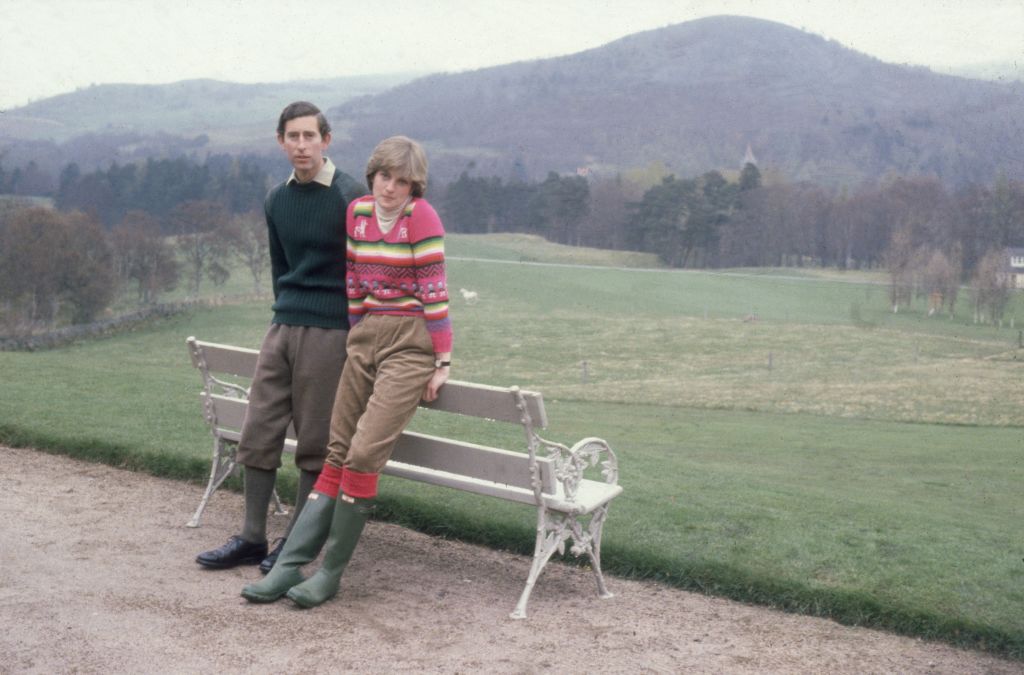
[14,155,1024,283]
[53,155,274,227]
[2,154,1022,333]
[0,202,272,334]
[435,164,1024,320]
[0,154,283,333]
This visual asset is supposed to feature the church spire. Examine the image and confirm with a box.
[742,143,758,167]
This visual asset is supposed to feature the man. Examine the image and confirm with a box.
[196,101,362,573]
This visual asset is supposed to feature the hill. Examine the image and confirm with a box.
[0,74,418,143]
[3,16,1023,187]
[0,74,418,176]
[328,15,1024,185]
[941,60,1024,82]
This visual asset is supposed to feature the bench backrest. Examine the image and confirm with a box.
[187,339,259,378]
[200,392,295,443]
[187,337,547,428]
[188,336,556,496]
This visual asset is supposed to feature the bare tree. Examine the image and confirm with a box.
[885,228,914,312]
[586,177,642,250]
[0,207,115,330]
[786,183,829,267]
[971,249,1011,324]
[171,200,231,297]
[227,210,269,295]
[111,210,179,304]
[879,176,953,252]
[918,248,960,317]
[0,207,64,330]
[61,211,117,324]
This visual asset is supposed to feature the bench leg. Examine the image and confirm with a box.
[581,506,614,601]
[512,508,577,618]
[509,520,565,618]
[186,439,238,528]
[270,488,289,517]
[510,506,616,619]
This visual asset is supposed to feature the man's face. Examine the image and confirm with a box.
[277,115,331,182]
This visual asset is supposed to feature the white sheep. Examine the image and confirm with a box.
[459,288,479,304]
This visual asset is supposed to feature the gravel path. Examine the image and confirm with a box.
[1,446,1018,673]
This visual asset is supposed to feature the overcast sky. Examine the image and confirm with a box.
[1,0,1021,111]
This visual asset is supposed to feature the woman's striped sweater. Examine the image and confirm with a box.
[345,195,452,353]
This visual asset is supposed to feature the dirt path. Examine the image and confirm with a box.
[0,446,1018,673]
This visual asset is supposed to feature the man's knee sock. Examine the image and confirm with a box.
[285,469,319,538]
[240,466,276,543]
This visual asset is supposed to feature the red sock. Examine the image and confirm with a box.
[312,464,343,499]
[341,468,379,499]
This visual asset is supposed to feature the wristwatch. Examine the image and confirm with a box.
[434,359,451,368]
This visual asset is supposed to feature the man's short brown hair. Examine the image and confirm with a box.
[276,101,331,138]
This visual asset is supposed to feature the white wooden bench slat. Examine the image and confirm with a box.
[193,338,546,428]
[186,335,621,619]
[216,428,297,452]
[202,393,246,428]
[420,381,548,428]
[189,340,260,378]
[381,462,540,505]
[392,431,557,494]
[203,393,296,438]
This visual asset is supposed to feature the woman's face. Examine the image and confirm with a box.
[372,169,413,211]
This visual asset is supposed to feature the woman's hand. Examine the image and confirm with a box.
[422,366,449,402]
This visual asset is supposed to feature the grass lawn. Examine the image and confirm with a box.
[1,233,1022,658]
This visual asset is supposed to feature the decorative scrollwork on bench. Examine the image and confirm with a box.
[544,437,619,501]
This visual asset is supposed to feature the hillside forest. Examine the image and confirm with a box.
[1,151,1022,335]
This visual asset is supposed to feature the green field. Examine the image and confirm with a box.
[1,233,1022,658]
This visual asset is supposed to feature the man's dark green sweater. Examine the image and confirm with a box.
[264,167,364,329]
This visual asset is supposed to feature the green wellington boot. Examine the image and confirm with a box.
[285,495,372,609]
[240,492,335,603]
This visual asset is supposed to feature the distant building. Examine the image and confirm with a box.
[742,143,758,168]
[1002,247,1024,289]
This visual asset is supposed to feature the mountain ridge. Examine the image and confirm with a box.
[327,15,1024,185]
[2,16,1021,187]
[0,73,420,144]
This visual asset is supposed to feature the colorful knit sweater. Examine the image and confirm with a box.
[345,195,452,353]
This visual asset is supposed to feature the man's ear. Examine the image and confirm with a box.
[322,132,332,149]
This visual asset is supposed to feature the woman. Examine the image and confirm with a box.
[242,135,452,608]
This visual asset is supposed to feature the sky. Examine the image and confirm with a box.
[1,0,1022,112]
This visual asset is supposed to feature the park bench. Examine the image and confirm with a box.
[185,336,623,618]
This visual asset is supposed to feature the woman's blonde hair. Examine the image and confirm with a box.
[365,135,429,197]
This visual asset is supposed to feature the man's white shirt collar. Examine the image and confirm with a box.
[287,157,336,187]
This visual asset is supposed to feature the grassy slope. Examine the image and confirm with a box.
[1,234,1022,657]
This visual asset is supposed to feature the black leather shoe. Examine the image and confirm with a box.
[196,535,268,569]
[259,537,287,575]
